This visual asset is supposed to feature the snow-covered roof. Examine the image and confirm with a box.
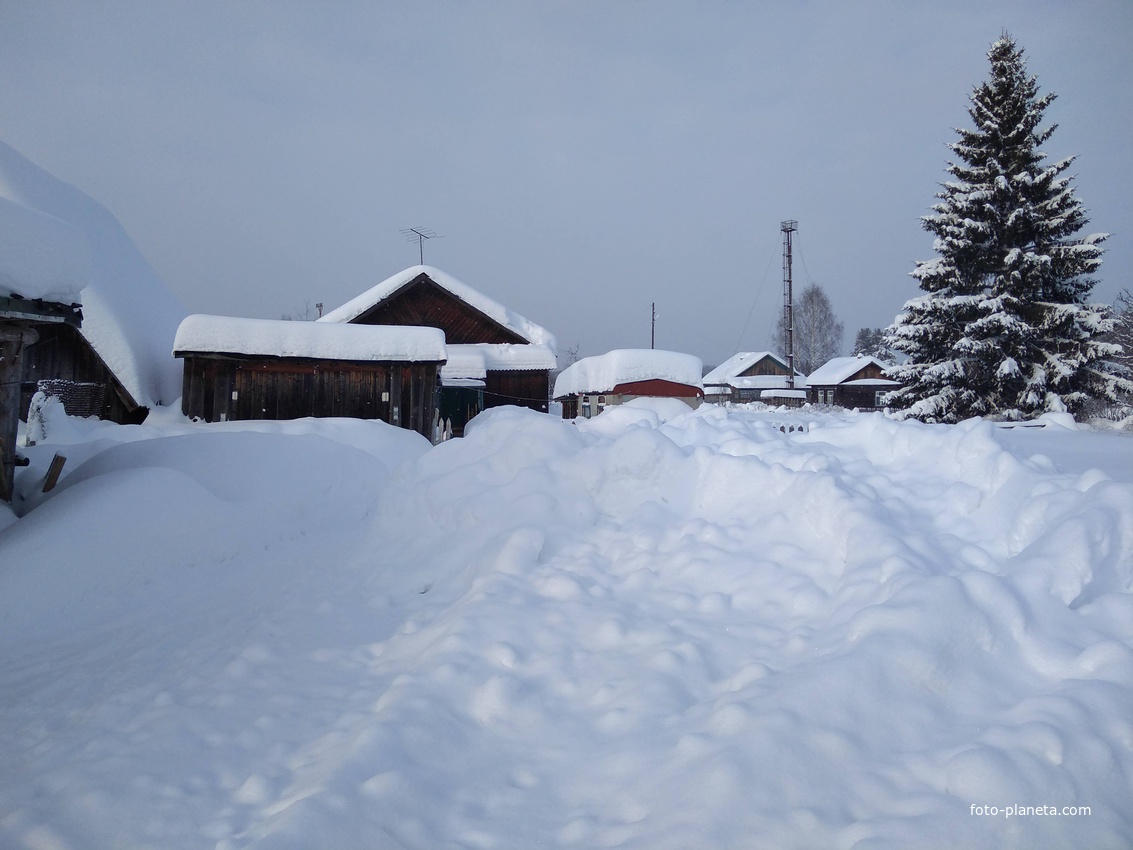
[806,355,893,387]
[0,142,187,408]
[761,389,808,399]
[0,196,88,305]
[553,349,703,398]
[704,351,788,384]
[440,343,556,383]
[319,265,557,353]
[174,314,447,362]
[709,375,808,391]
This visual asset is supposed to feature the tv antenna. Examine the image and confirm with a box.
[781,219,797,388]
[400,227,442,264]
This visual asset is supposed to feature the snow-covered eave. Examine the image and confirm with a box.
[702,351,789,383]
[0,295,82,325]
[318,265,557,352]
[806,356,894,387]
[174,315,448,363]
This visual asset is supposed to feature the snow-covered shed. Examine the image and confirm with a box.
[0,142,187,425]
[553,349,704,419]
[174,315,446,437]
[0,192,86,501]
[702,351,807,405]
[319,266,557,434]
[806,355,899,409]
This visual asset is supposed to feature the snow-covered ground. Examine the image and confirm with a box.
[1,400,1131,849]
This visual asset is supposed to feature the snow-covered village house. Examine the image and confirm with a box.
[554,349,704,418]
[806,355,899,410]
[702,351,807,407]
[1,141,186,430]
[0,230,83,501]
[174,315,447,438]
[319,266,557,436]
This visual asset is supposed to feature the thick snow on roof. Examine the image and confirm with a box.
[703,351,785,383]
[807,355,892,387]
[440,343,557,383]
[554,349,702,398]
[319,265,557,352]
[0,142,187,408]
[0,196,88,304]
[174,315,446,362]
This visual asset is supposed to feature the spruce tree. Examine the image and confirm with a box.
[887,34,1124,422]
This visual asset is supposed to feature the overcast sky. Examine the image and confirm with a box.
[2,1,1130,366]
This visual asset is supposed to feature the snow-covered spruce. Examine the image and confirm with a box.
[886,34,1127,423]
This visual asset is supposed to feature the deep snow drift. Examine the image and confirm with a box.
[1,401,1131,849]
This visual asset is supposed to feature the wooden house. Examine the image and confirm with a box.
[19,322,149,423]
[806,355,899,410]
[3,141,186,426]
[319,266,557,434]
[173,315,446,438]
[702,351,808,406]
[1,296,83,502]
[554,349,703,419]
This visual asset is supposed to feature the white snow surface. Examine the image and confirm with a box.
[318,265,558,353]
[807,354,893,387]
[2,401,1133,849]
[554,349,703,398]
[174,314,447,362]
[0,195,88,304]
[0,141,187,408]
[445,343,558,376]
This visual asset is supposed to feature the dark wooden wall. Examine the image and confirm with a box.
[352,274,528,345]
[484,370,550,413]
[739,356,789,377]
[180,355,440,437]
[20,323,144,424]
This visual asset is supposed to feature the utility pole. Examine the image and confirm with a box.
[651,302,656,349]
[781,220,798,388]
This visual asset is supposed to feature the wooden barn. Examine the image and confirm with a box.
[319,266,557,434]
[806,355,899,410]
[702,351,808,406]
[173,315,447,438]
[19,322,149,423]
[1,295,83,501]
[554,349,704,419]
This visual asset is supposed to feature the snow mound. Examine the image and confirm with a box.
[0,141,187,408]
[1,407,1131,848]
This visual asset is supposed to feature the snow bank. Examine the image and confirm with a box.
[319,265,558,352]
[1,406,1132,848]
[0,141,187,408]
[174,314,447,362]
[554,348,703,398]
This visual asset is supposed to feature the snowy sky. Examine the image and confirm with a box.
[2,1,1130,366]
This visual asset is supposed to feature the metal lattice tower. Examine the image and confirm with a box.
[781,220,798,388]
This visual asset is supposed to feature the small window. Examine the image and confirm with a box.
[597,395,606,411]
